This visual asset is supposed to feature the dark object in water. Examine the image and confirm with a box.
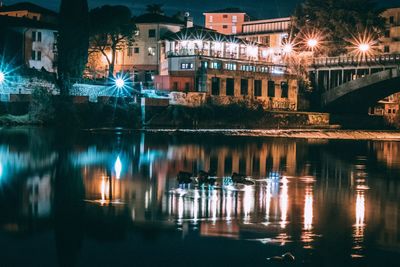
[177,171,192,184]
[198,170,216,186]
[231,172,255,185]
[267,252,295,262]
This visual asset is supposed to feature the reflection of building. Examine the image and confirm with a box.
[156,27,298,110]
[203,8,249,35]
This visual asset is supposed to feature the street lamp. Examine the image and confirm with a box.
[115,77,125,89]
[283,43,293,54]
[358,43,370,53]
[307,38,318,50]
[0,71,5,84]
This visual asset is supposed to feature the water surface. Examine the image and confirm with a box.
[0,128,399,266]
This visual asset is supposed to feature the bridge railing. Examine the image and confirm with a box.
[312,54,400,67]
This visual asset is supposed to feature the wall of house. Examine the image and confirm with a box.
[24,28,57,73]
[204,13,248,35]
[381,8,400,54]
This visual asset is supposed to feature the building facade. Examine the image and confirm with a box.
[381,7,400,54]
[203,8,249,35]
[155,27,298,110]
[0,15,58,73]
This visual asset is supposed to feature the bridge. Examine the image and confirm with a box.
[308,54,400,113]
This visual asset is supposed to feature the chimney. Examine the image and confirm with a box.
[184,12,193,28]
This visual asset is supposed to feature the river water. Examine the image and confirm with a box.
[0,128,399,266]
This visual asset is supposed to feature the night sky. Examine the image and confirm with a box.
[3,0,400,24]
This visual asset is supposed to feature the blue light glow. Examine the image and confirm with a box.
[115,78,125,89]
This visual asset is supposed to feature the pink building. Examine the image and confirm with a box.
[203,8,249,35]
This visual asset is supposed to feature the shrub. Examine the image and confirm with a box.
[29,87,55,123]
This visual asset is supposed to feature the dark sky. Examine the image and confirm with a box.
[4,0,400,24]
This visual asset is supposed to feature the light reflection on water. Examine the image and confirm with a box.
[0,129,400,266]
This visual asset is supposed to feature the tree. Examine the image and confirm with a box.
[145,4,164,15]
[58,0,89,95]
[292,0,385,56]
[89,5,136,78]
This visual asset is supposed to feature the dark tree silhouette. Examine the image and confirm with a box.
[89,5,136,78]
[58,0,89,95]
[292,0,385,56]
[145,4,164,15]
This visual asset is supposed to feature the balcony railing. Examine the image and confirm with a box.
[312,54,400,67]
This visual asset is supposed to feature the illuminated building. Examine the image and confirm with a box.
[156,27,299,110]
[203,8,249,35]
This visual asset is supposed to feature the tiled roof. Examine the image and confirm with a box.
[0,2,58,16]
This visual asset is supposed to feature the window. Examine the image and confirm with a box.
[254,80,262,97]
[134,47,140,53]
[224,156,232,174]
[281,81,288,98]
[127,46,133,56]
[37,32,42,42]
[32,15,38,20]
[211,77,220,95]
[385,30,390,38]
[173,82,178,90]
[148,29,156,38]
[232,15,237,22]
[389,16,394,24]
[223,25,228,29]
[241,79,248,95]
[384,46,390,53]
[223,14,228,19]
[148,47,156,56]
[184,82,190,91]
[210,61,221,69]
[224,63,236,70]
[232,26,237,34]
[209,15,213,23]
[180,63,194,69]
[226,78,235,96]
[268,80,275,97]
[32,31,36,41]
[31,51,41,61]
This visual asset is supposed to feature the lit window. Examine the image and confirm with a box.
[232,15,237,22]
[232,26,237,34]
[209,15,213,23]
[148,47,156,56]
[180,63,194,69]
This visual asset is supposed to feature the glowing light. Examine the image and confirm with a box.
[304,191,313,230]
[114,156,122,179]
[307,39,318,49]
[227,42,238,53]
[355,192,365,227]
[280,177,289,229]
[349,30,378,58]
[358,43,370,53]
[0,71,4,84]
[213,41,223,51]
[115,78,125,89]
[283,43,293,54]
[247,45,258,58]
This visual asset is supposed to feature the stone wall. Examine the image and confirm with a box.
[170,92,207,106]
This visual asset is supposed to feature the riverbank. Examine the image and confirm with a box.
[144,129,400,141]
